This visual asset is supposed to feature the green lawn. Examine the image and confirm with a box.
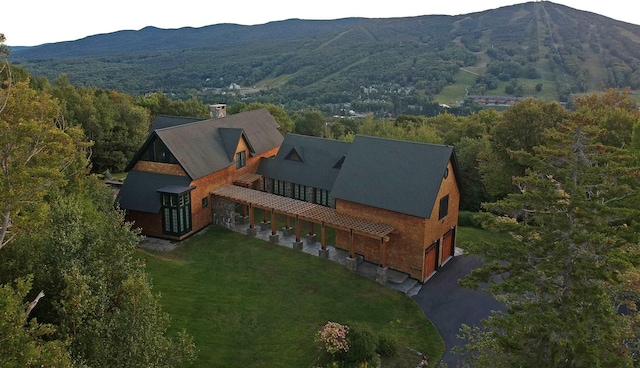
[138,226,444,367]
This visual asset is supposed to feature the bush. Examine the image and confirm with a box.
[343,322,377,363]
[376,333,399,357]
[458,211,482,228]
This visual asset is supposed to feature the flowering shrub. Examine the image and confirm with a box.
[317,321,350,355]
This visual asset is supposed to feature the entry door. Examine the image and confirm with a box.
[441,229,454,262]
[424,242,438,279]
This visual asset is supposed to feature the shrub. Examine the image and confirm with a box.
[458,211,482,228]
[342,322,377,363]
[376,333,399,357]
[317,322,350,355]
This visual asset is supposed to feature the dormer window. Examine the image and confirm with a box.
[333,155,346,169]
[236,151,247,169]
[285,148,303,162]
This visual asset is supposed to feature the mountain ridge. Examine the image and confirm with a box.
[9,1,640,113]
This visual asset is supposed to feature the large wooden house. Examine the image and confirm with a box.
[117,109,460,282]
[116,107,283,240]
[253,134,460,282]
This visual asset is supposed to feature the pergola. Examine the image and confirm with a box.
[211,184,396,267]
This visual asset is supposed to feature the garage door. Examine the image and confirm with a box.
[424,242,438,280]
[441,229,455,263]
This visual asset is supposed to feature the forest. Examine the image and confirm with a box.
[4,12,640,365]
[9,1,640,118]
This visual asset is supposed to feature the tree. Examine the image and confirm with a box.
[294,110,326,137]
[479,99,568,199]
[459,106,640,366]
[0,278,71,367]
[0,80,88,249]
[234,102,294,135]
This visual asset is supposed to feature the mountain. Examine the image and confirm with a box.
[10,1,640,115]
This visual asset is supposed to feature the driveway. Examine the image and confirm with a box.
[412,255,505,367]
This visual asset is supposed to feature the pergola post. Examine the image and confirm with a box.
[318,222,329,259]
[306,221,317,243]
[246,204,256,236]
[376,237,389,284]
[269,208,279,243]
[345,228,358,271]
[283,215,293,237]
[293,215,303,251]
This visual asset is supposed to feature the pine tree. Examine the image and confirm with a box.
[460,105,640,367]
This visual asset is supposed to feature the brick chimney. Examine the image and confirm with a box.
[209,104,227,119]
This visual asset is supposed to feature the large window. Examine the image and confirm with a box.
[273,179,286,196]
[236,150,246,169]
[142,138,177,163]
[438,195,449,220]
[293,184,306,201]
[161,191,192,236]
[314,188,329,207]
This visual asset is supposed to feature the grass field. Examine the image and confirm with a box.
[138,226,445,367]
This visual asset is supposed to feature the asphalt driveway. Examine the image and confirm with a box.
[412,255,505,367]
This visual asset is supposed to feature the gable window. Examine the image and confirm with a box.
[314,188,329,207]
[285,148,303,162]
[143,138,177,164]
[161,191,192,237]
[293,184,306,201]
[438,195,449,220]
[202,197,209,208]
[236,151,246,169]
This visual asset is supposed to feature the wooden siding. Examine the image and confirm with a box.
[335,200,426,280]
[424,160,460,272]
[335,158,460,282]
[132,161,188,176]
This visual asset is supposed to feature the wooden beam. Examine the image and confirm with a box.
[309,221,315,236]
[249,204,255,228]
[380,238,387,267]
[295,216,301,242]
[271,209,277,235]
[321,222,326,250]
[349,229,354,258]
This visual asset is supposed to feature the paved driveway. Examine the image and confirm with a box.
[412,255,505,367]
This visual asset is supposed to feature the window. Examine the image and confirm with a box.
[438,195,449,220]
[273,179,286,196]
[202,197,208,208]
[143,138,177,163]
[236,151,246,169]
[314,188,329,206]
[293,184,306,201]
[161,192,192,236]
[285,148,303,162]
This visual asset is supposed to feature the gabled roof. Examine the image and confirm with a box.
[331,135,458,218]
[149,115,202,132]
[126,108,283,180]
[115,171,193,213]
[257,134,350,191]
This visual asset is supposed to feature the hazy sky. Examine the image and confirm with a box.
[3,0,639,46]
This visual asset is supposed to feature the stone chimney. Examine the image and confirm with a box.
[209,104,227,119]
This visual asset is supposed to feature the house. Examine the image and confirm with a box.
[116,107,283,240]
[118,108,460,283]
[251,134,460,282]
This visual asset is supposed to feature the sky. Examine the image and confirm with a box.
[3,0,639,47]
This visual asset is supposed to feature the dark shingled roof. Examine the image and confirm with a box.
[257,134,350,191]
[149,115,202,132]
[127,108,283,180]
[331,135,457,218]
[115,171,193,213]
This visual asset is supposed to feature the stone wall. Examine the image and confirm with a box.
[212,197,237,229]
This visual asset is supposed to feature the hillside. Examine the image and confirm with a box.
[10,1,640,115]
